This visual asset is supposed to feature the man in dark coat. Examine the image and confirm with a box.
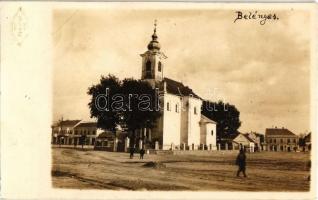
[236,148,247,177]
[140,148,145,159]
[129,146,135,159]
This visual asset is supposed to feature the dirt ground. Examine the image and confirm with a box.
[52,147,311,191]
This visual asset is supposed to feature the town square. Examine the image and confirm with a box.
[51,7,312,192]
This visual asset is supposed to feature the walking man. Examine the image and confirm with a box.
[140,148,145,159]
[130,146,135,159]
[236,148,247,177]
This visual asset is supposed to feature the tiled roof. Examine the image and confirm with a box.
[222,131,241,140]
[163,77,201,99]
[75,122,97,128]
[265,128,296,136]
[243,134,255,143]
[200,115,217,124]
[59,120,81,127]
[97,131,115,139]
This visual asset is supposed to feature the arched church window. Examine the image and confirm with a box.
[211,130,214,136]
[146,61,151,71]
[194,107,197,115]
[145,61,152,79]
[158,62,162,72]
[167,102,170,111]
[175,104,178,113]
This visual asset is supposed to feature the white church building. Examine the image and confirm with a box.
[138,23,217,151]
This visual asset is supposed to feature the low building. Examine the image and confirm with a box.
[94,130,128,152]
[51,120,81,145]
[265,127,299,152]
[51,120,100,146]
[245,132,265,151]
[94,131,117,151]
[232,133,255,152]
[73,122,99,146]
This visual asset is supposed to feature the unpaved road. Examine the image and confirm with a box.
[52,148,310,191]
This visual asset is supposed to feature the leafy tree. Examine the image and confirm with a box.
[121,78,161,144]
[201,100,241,141]
[87,74,121,134]
[87,75,161,146]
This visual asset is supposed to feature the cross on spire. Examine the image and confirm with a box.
[147,19,161,50]
[154,19,157,33]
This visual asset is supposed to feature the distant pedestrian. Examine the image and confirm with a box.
[236,149,247,177]
[140,148,145,159]
[130,146,135,159]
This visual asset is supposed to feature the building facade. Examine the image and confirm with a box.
[51,120,100,146]
[265,128,299,152]
[232,133,255,152]
[51,120,81,145]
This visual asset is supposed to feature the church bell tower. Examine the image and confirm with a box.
[140,20,167,87]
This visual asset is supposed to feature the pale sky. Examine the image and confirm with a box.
[53,8,311,134]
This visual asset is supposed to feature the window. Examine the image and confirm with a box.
[273,139,276,143]
[287,138,290,143]
[75,130,78,135]
[211,130,214,136]
[175,104,178,113]
[280,139,283,143]
[194,107,197,115]
[158,62,162,72]
[293,139,296,143]
[87,130,90,135]
[145,61,152,78]
[269,139,272,143]
[167,102,170,111]
[93,130,96,135]
[146,61,151,71]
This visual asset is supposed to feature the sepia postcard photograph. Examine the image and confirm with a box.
[0,2,317,200]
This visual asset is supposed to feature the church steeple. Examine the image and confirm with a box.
[147,20,161,51]
[140,20,167,85]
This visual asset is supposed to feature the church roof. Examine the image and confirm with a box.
[163,77,201,99]
[200,115,217,124]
